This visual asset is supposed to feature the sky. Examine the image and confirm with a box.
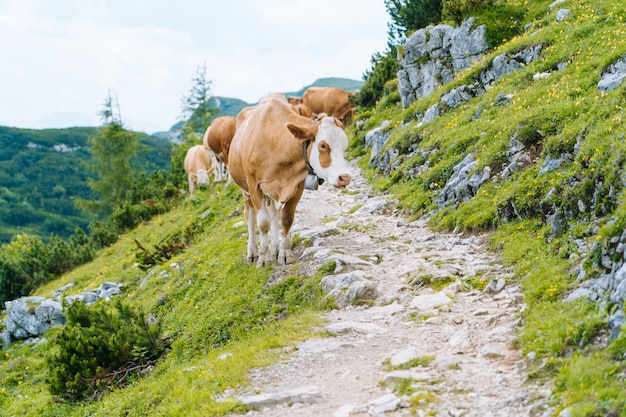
[0,0,391,134]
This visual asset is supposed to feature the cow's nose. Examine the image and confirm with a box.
[338,173,351,187]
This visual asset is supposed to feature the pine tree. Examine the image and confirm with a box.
[75,91,140,218]
[171,62,218,183]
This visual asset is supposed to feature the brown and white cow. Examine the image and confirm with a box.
[183,144,213,195]
[302,86,356,127]
[294,103,313,118]
[258,91,288,103]
[202,115,236,182]
[228,97,352,266]
[287,96,303,105]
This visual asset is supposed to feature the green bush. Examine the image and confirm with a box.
[442,0,494,24]
[356,50,400,108]
[47,299,167,401]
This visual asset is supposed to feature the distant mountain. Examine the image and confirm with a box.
[0,126,172,243]
[154,77,364,141]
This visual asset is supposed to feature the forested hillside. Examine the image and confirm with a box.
[0,126,172,242]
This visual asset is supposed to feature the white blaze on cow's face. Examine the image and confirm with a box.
[309,117,352,188]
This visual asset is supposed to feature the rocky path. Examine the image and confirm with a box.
[224,165,553,417]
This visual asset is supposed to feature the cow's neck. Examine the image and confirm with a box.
[302,140,324,188]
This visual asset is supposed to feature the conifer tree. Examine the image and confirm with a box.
[171,62,218,183]
[47,299,165,401]
[75,91,140,218]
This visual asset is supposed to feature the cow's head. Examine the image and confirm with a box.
[196,169,210,185]
[286,116,352,189]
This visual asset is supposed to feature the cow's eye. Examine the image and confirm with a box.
[319,142,329,151]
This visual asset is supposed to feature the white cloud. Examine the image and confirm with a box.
[0,0,390,133]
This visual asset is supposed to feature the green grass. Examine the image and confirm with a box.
[4,1,626,415]
[348,0,626,414]
[0,185,328,416]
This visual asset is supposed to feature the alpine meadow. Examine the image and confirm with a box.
[2,0,626,416]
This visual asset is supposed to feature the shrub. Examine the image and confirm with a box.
[47,299,167,401]
[356,49,400,108]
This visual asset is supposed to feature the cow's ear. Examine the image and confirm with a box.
[286,123,316,141]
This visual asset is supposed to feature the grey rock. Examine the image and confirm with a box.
[326,321,383,335]
[321,271,368,294]
[556,9,570,22]
[598,56,626,92]
[539,154,571,175]
[239,386,321,408]
[409,291,451,310]
[483,278,506,294]
[368,393,401,415]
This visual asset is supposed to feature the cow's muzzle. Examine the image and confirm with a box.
[334,173,352,189]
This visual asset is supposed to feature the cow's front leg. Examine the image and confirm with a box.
[277,192,301,265]
[256,202,272,267]
[243,193,258,264]
[278,234,295,265]
[267,199,282,262]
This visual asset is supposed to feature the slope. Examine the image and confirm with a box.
[1,1,626,416]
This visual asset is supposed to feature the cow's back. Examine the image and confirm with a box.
[204,116,236,163]
[302,87,355,122]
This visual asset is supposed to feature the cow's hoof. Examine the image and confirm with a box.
[256,256,271,267]
[247,256,258,264]
[278,250,295,265]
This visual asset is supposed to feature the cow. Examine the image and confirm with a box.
[183,144,213,195]
[287,96,303,105]
[258,92,288,103]
[302,86,356,127]
[258,93,311,117]
[202,115,236,182]
[294,103,313,118]
[228,97,352,267]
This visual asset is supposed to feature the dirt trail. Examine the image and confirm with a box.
[223,164,553,417]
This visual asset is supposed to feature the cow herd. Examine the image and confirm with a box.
[182,86,356,267]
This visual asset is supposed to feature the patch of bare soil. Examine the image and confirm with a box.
[223,164,553,417]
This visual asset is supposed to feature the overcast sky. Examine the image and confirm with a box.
[0,0,390,133]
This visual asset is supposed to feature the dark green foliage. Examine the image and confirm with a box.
[133,212,210,269]
[0,169,181,304]
[355,50,400,108]
[385,0,443,44]
[442,0,494,24]
[442,0,526,47]
[47,299,167,401]
[0,231,96,305]
[179,62,218,136]
[75,120,141,218]
[0,125,172,243]
[476,3,527,47]
[358,0,448,108]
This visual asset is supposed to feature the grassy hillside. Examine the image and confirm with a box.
[1,1,625,416]
[349,0,626,414]
[0,126,172,243]
[0,184,328,416]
